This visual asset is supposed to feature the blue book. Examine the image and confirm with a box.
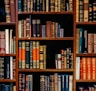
[42,25,46,37]
[79,28,83,53]
[18,0,22,12]
[58,24,61,37]
[66,75,69,91]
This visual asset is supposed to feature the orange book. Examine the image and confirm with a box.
[92,58,96,80]
[32,41,37,68]
[21,41,26,69]
[82,57,87,80]
[86,57,91,80]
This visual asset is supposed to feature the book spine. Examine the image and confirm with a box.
[40,45,44,69]
[19,41,22,69]
[84,30,87,53]
[94,34,96,53]
[21,41,26,69]
[93,2,96,22]
[30,41,33,68]
[84,0,89,22]
[23,0,27,12]
[76,0,79,22]
[4,0,11,22]
[36,41,40,69]
[32,41,37,68]
[76,57,80,80]
[86,58,91,80]
[92,58,96,80]
[79,0,84,22]
[88,4,93,22]
[79,28,83,53]
[5,29,9,54]
[10,0,15,22]
[33,0,36,11]
[26,17,31,38]
[18,0,22,12]
[82,57,87,80]
[43,45,46,69]
[32,19,36,37]
[88,33,93,53]
[10,57,13,79]
[36,19,40,37]
[0,31,5,53]
[69,75,73,91]
[25,41,30,68]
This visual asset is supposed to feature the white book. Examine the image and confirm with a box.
[69,75,73,91]
[10,29,13,53]
[76,57,80,80]
[10,57,13,79]
[5,29,9,54]
[57,54,61,69]
[58,75,61,91]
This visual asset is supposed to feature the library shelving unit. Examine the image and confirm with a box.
[1,0,96,91]
[75,0,96,91]
[0,0,16,90]
[17,0,74,91]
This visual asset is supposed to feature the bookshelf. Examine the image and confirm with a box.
[0,0,96,91]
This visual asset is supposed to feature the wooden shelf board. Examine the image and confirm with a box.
[18,37,74,40]
[19,69,74,72]
[76,53,96,56]
[76,80,96,82]
[0,79,16,82]
[0,54,16,56]
[0,22,15,25]
[76,22,96,25]
[18,11,73,15]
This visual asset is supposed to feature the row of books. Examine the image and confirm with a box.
[78,85,96,91]
[0,57,16,79]
[18,41,46,69]
[18,0,73,12]
[76,28,96,53]
[76,0,96,22]
[4,0,15,22]
[18,18,64,38]
[18,73,73,91]
[19,74,33,91]
[55,48,73,69]
[0,29,16,54]
[0,83,16,91]
[40,73,73,91]
[76,57,96,80]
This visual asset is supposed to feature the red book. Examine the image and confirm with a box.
[91,58,96,80]
[82,57,87,80]
[10,0,16,22]
[86,57,91,80]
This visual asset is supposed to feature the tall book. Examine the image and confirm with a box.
[10,0,15,22]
